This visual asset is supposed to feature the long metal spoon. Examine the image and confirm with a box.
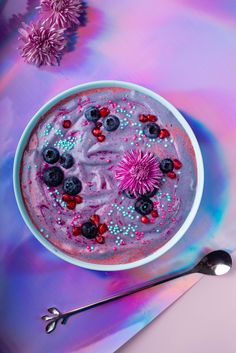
[42,250,232,334]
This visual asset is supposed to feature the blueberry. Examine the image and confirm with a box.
[103,115,120,131]
[63,176,82,196]
[43,166,64,187]
[123,190,135,199]
[142,188,158,198]
[134,197,153,215]
[143,122,160,138]
[42,147,60,164]
[85,106,100,122]
[160,158,174,173]
[81,221,98,239]
[60,153,74,169]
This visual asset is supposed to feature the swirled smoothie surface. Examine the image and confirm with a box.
[20,87,197,265]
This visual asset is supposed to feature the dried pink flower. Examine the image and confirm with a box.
[40,0,83,29]
[115,150,162,196]
[18,21,66,66]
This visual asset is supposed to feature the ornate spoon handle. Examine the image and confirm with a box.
[41,269,192,333]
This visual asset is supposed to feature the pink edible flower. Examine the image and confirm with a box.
[18,20,66,66]
[115,150,162,196]
[40,0,83,29]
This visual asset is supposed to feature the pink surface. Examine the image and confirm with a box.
[119,252,236,353]
[1,0,236,352]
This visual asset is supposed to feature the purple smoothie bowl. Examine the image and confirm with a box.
[13,81,204,271]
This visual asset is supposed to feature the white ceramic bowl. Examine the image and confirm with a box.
[13,81,204,271]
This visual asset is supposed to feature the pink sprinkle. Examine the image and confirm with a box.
[106,159,111,163]
[161,215,165,219]
[150,218,155,224]
[113,247,117,251]
[57,211,61,214]
[108,100,112,104]
[96,104,101,108]
[122,97,127,101]
[135,231,139,235]
[133,135,137,140]
[159,222,163,225]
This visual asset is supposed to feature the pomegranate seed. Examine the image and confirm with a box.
[97,135,105,142]
[141,216,149,224]
[159,129,170,139]
[151,210,159,218]
[95,235,105,244]
[167,171,176,179]
[72,227,81,236]
[63,120,72,129]
[90,214,100,226]
[96,122,102,128]
[75,195,83,204]
[147,114,157,122]
[92,127,102,137]
[139,114,148,123]
[173,159,182,169]
[98,223,108,234]
[62,194,72,202]
[67,200,76,210]
[99,107,110,118]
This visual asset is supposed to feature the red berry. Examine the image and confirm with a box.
[72,227,81,236]
[151,210,159,218]
[75,195,83,204]
[167,171,176,179]
[97,135,106,142]
[90,214,100,226]
[96,122,102,128]
[139,114,148,123]
[159,129,170,139]
[147,114,157,122]
[92,127,102,137]
[141,216,149,224]
[62,193,72,202]
[99,107,110,118]
[63,120,72,129]
[98,223,108,234]
[67,200,76,209]
[173,159,182,169]
[95,235,105,244]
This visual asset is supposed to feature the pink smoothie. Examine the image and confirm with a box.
[20,86,197,265]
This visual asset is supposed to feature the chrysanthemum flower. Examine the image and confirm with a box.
[18,20,66,66]
[115,150,162,196]
[40,0,83,29]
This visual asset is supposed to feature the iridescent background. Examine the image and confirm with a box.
[1,1,236,352]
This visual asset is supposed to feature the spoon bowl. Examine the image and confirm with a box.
[195,250,232,276]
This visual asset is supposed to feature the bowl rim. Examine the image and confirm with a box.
[13,80,204,271]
